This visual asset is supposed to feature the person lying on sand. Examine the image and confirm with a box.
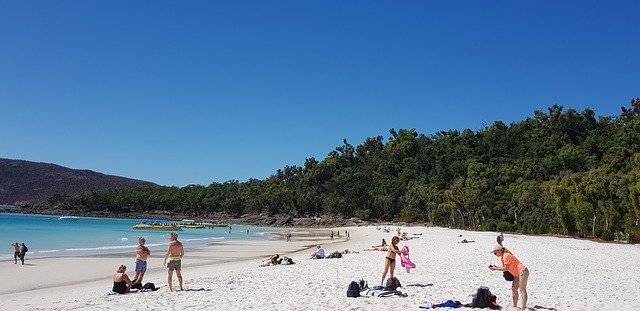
[112,265,133,294]
[260,254,280,267]
[489,245,529,309]
[459,239,475,243]
[310,245,325,259]
[364,239,389,251]
[279,256,294,265]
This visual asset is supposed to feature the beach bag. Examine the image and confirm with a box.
[384,277,401,291]
[333,251,342,258]
[142,282,158,291]
[347,281,361,298]
[503,271,514,281]
[469,286,495,308]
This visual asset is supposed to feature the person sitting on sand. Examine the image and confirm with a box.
[164,232,184,291]
[112,265,134,294]
[311,245,325,259]
[489,245,529,309]
[132,237,150,286]
[381,236,401,285]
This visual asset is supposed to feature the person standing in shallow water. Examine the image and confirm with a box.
[164,232,184,291]
[489,246,529,310]
[18,243,28,265]
[12,243,20,264]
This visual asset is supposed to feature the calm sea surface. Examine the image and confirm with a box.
[1,213,277,260]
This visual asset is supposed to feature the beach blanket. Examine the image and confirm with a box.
[400,246,416,272]
[419,300,463,309]
[361,286,407,298]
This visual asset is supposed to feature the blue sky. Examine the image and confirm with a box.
[1,1,638,186]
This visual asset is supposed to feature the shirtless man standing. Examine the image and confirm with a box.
[133,237,150,285]
[164,232,184,291]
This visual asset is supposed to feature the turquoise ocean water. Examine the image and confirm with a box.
[1,213,277,260]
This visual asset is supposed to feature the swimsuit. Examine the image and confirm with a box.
[112,280,128,294]
[135,259,147,273]
[167,257,181,271]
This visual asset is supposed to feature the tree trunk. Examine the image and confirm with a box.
[592,215,596,237]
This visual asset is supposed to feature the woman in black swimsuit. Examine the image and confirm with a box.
[381,236,401,285]
[113,265,133,294]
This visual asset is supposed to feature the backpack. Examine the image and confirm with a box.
[503,271,514,281]
[469,286,497,308]
[332,251,342,258]
[384,277,401,291]
[142,282,158,291]
[22,246,28,253]
[347,281,361,298]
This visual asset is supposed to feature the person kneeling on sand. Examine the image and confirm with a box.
[112,265,134,294]
[489,245,529,309]
[164,232,184,291]
[310,245,325,259]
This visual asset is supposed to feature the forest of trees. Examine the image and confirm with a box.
[46,99,640,242]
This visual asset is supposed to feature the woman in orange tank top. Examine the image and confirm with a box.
[489,245,529,309]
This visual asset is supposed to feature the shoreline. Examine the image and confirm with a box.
[2,225,639,310]
[0,227,340,295]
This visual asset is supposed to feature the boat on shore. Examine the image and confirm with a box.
[132,223,182,231]
[58,216,79,221]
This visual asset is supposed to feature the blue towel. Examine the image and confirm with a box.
[419,300,463,309]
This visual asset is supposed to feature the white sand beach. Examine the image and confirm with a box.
[2,226,639,311]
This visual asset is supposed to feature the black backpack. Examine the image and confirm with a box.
[142,282,158,291]
[347,281,361,298]
[469,286,497,308]
[503,271,514,281]
[384,277,401,291]
[22,246,28,253]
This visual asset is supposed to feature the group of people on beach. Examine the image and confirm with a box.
[11,242,28,265]
[112,232,185,294]
[378,228,529,310]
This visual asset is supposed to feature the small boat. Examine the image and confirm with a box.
[179,224,206,229]
[58,216,79,221]
[132,224,182,231]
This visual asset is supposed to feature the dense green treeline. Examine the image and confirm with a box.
[51,99,640,241]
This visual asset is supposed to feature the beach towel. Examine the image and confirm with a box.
[400,246,416,272]
[419,300,463,309]
[360,287,407,298]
